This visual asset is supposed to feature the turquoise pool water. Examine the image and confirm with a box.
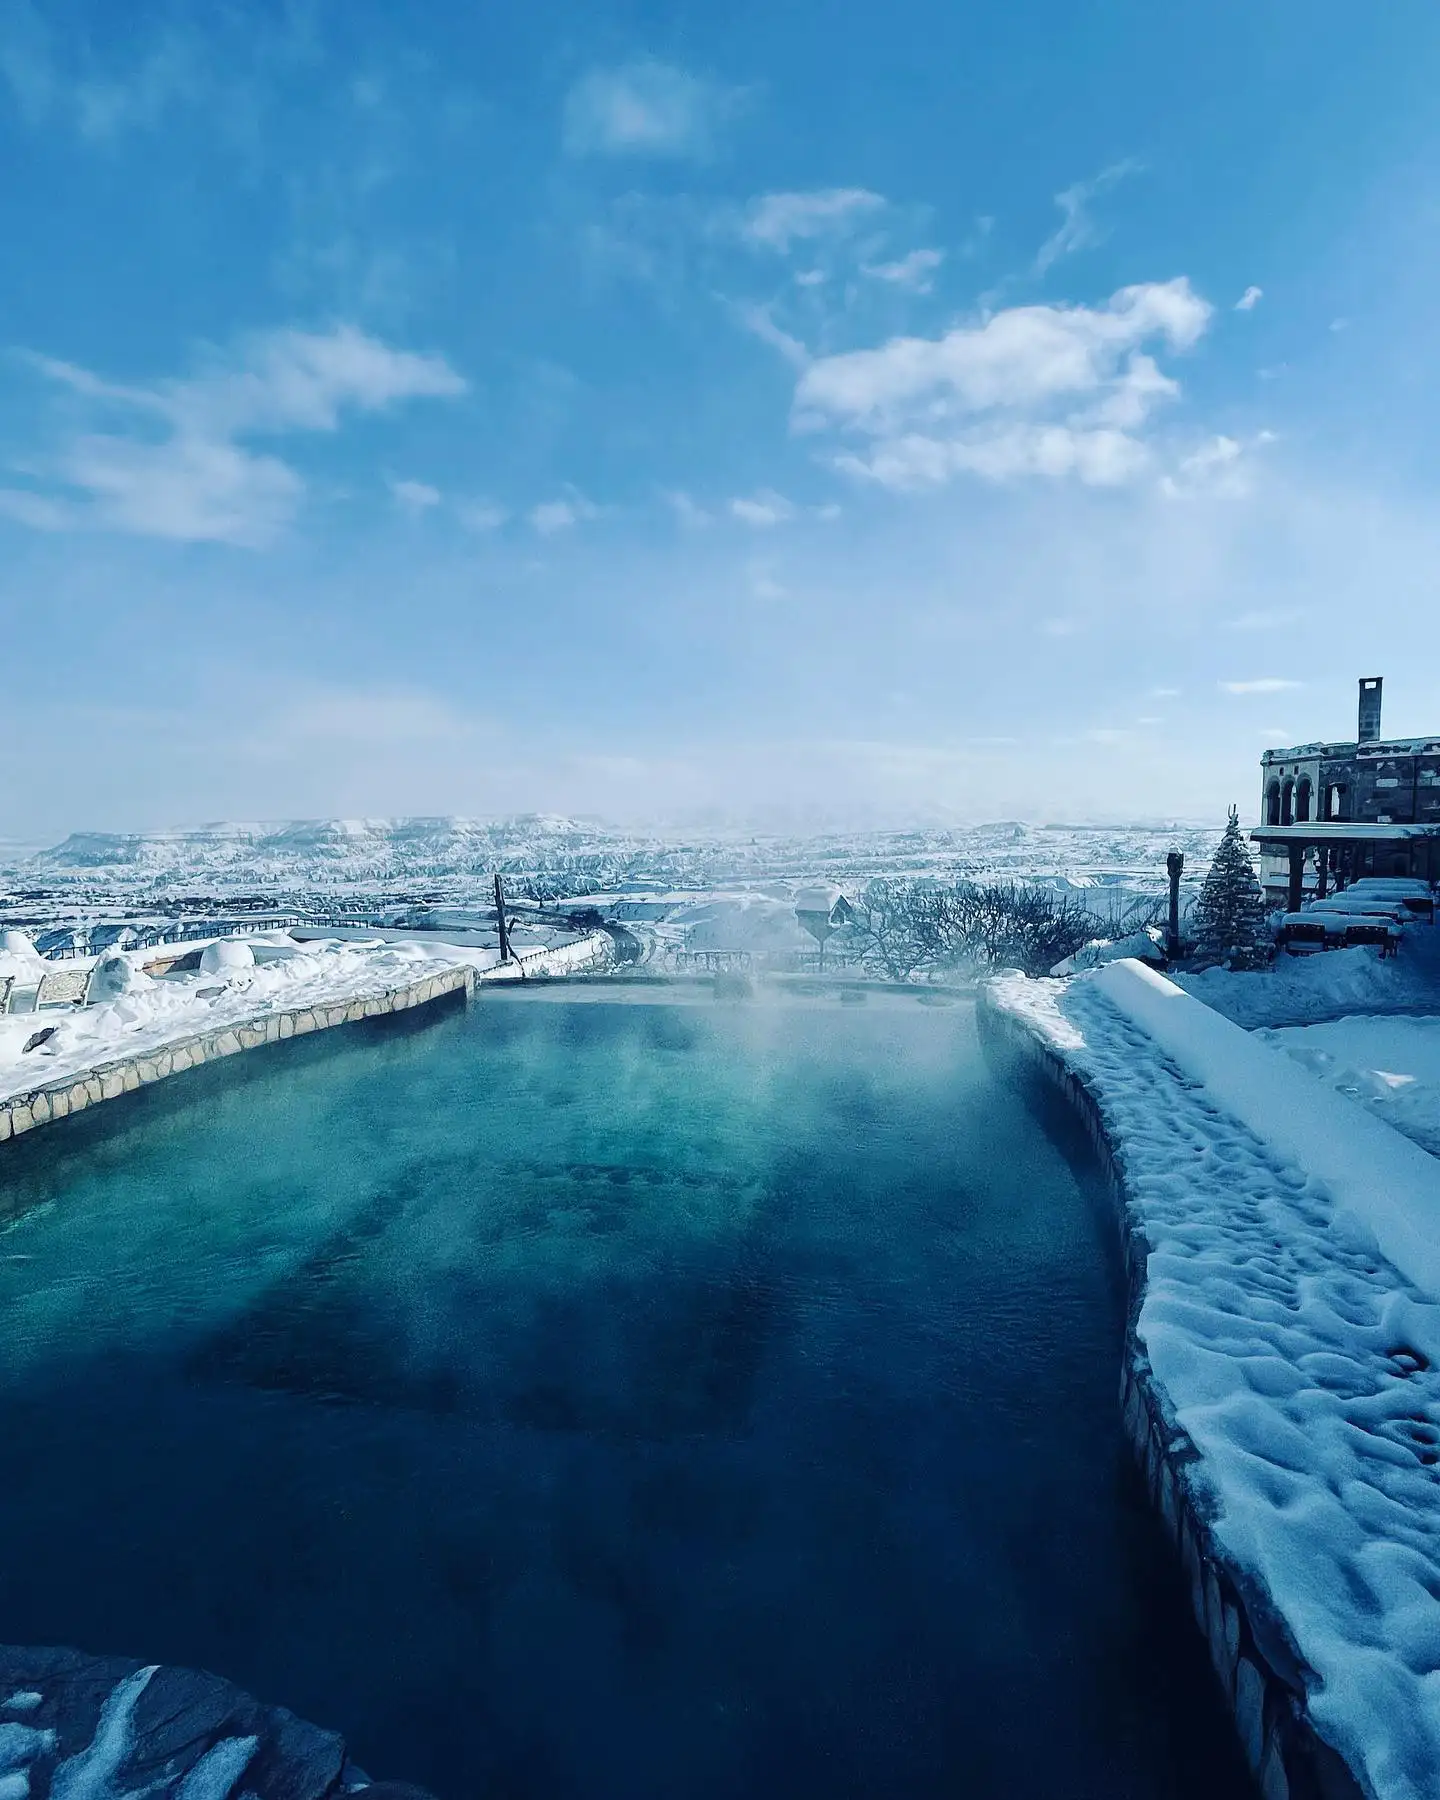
[0,988,1252,1798]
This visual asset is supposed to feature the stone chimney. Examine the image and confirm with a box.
[1358,676,1383,744]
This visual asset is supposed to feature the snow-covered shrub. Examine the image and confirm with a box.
[838,878,1104,980]
[1050,926,1167,977]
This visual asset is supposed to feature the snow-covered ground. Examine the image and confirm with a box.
[0,935,477,1104]
[3,815,1222,895]
[990,963,1440,1800]
[1176,924,1440,1027]
[1262,1014,1440,1159]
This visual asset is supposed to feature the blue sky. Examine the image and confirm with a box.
[4,0,1440,838]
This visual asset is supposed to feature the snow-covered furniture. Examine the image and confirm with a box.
[0,975,12,1015]
[1278,912,1402,956]
[34,967,93,1009]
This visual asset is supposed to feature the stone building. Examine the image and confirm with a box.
[1251,677,1440,908]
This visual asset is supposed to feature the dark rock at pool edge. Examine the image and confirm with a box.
[0,1644,437,1798]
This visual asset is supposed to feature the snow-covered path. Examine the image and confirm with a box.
[992,970,1440,1800]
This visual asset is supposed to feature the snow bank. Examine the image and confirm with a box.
[1177,925,1440,1028]
[987,965,1440,1800]
[1092,959,1440,1298]
[1263,1014,1440,1160]
[0,938,462,1104]
[198,939,255,976]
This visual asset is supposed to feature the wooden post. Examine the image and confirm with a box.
[1166,851,1184,961]
[1287,843,1306,916]
[493,872,512,963]
[1316,846,1329,900]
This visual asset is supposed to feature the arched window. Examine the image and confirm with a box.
[1266,779,1282,826]
[1295,778,1312,823]
[1281,778,1295,826]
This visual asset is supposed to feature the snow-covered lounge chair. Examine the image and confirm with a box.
[34,966,94,1009]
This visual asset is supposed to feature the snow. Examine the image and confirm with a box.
[197,938,254,975]
[1091,960,1440,1297]
[988,963,1440,1800]
[50,1666,154,1800]
[1263,1015,1440,1159]
[1176,925,1440,1028]
[0,936,470,1104]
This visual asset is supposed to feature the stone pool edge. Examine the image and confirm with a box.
[975,983,1368,1800]
[0,964,476,1146]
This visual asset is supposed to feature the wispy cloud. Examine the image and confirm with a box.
[562,59,742,159]
[3,324,465,546]
[390,477,441,514]
[729,489,796,527]
[455,497,508,533]
[1234,285,1263,312]
[1034,159,1142,274]
[1220,678,1303,695]
[528,490,600,535]
[797,277,1212,490]
[662,489,712,527]
[733,300,811,368]
[861,247,944,293]
[740,189,885,252]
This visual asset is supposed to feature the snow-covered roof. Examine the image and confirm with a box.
[1250,822,1440,842]
[793,884,846,913]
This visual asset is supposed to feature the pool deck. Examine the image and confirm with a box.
[0,963,475,1145]
[979,970,1437,1800]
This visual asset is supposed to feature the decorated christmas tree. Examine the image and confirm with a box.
[1192,806,1271,969]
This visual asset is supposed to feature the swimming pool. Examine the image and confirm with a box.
[0,987,1252,1798]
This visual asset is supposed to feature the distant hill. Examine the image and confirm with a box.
[15,815,1226,900]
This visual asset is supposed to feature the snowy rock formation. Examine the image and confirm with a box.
[0,1646,433,1797]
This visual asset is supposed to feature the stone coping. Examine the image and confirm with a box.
[0,964,475,1146]
[976,987,1367,1800]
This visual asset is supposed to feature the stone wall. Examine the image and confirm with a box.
[0,965,475,1146]
[976,990,1368,1800]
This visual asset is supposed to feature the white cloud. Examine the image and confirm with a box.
[798,280,1209,426]
[740,188,885,252]
[1234,285,1263,312]
[836,424,1151,489]
[861,247,944,293]
[1035,160,1141,274]
[734,300,811,368]
[528,491,600,535]
[390,477,441,514]
[10,325,465,546]
[730,489,796,527]
[663,489,712,527]
[562,59,739,159]
[455,497,508,533]
[1159,433,1257,499]
[800,277,1212,491]
[1220,678,1303,695]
